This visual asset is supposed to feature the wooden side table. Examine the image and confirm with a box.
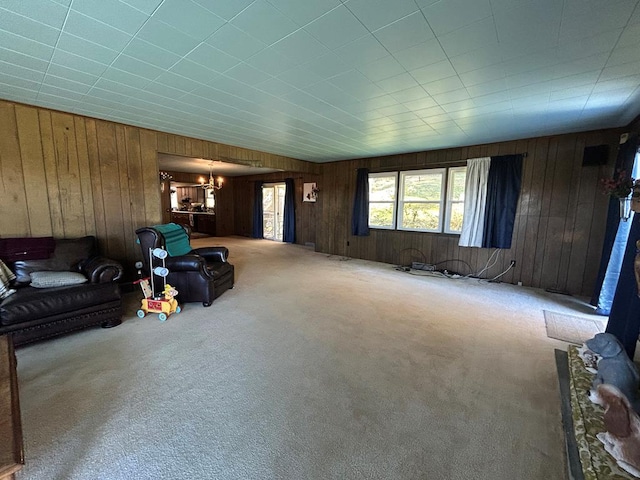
[0,335,23,480]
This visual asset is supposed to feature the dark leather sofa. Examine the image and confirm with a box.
[135,224,234,306]
[0,236,124,346]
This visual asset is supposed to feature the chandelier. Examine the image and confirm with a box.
[201,162,223,191]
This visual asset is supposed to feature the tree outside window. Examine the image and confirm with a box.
[399,169,445,232]
[368,167,466,234]
[368,173,397,229]
[445,167,466,233]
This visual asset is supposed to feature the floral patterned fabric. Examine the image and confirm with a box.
[568,345,636,479]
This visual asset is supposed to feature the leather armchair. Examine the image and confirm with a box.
[135,225,234,306]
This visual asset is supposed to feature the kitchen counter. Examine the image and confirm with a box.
[172,211,215,215]
[171,211,216,235]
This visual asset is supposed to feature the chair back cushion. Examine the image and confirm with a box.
[152,223,192,256]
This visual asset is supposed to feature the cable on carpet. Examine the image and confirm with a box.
[393,247,512,282]
[473,248,501,278]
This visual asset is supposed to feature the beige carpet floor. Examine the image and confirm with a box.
[14,236,587,480]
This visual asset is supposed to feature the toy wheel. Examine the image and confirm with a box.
[175,306,181,314]
[137,309,145,318]
[158,313,168,322]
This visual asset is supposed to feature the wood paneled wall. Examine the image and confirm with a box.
[317,130,623,296]
[0,100,314,277]
[233,172,320,246]
[0,98,631,295]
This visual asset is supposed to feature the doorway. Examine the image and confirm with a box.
[263,183,286,241]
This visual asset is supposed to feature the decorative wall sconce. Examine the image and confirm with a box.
[620,197,632,221]
[159,171,173,193]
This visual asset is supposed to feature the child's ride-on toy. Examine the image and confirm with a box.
[137,283,180,321]
[135,247,181,321]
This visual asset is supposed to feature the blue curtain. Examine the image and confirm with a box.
[352,168,370,236]
[251,181,263,239]
[592,136,639,312]
[605,213,640,358]
[283,178,296,243]
[482,155,523,249]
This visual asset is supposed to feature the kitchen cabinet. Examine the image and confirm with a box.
[170,212,215,236]
[171,212,192,229]
[197,214,216,235]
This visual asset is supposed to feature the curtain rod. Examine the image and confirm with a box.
[355,152,528,170]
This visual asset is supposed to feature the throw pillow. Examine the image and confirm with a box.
[29,271,88,288]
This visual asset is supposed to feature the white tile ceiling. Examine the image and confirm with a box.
[1,0,639,162]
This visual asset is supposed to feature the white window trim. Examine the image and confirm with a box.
[368,172,398,230]
[444,166,466,234]
[398,168,446,233]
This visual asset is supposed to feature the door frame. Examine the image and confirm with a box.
[262,182,286,241]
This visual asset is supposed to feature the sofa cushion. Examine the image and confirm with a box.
[0,282,121,326]
[29,271,88,288]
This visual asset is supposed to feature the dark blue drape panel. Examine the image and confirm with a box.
[482,155,523,248]
[251,181,263,239]
[605,213,640,358]
[283,178,296,243]
[591,135,639,308]
[352,168,370,236]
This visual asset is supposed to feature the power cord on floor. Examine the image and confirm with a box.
[394,265,466,279]
[473,248,501,278]
[481,260,516,284]
[395,257,516,283]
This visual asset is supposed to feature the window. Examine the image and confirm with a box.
[398,169,445,232]
[445,167,466,234]
[368,172,397,229]
[368,167,467,234]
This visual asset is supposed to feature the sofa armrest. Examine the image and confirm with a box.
[165,255,210,275]
[192,247,229,263]
[79,256,124,283]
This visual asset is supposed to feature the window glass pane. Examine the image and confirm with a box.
[403,173,442,201]
[369,203,394,228]
[450,169,466,201]
[369,175,396,201]
[401,202,440,230]
[205,190,215,209]
[262,188,274,211]
[448,202,464,232]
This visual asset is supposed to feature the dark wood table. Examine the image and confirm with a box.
[0,335,23,480]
